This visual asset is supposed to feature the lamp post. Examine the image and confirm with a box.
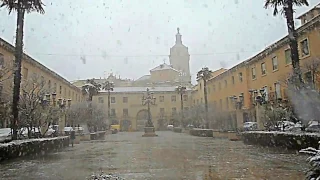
[176,85,186,127]
[44,93,72,135]
[141,88,158,137]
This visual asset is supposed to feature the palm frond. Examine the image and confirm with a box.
[0,0,45,14]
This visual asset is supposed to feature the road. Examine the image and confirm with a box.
[0,131,308,180]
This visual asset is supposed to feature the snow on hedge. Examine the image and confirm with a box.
[0,136,69,148]
[242,131,320,137]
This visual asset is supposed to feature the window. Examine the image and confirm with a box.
[251,67,256,79]
[159,96,164,102]
[193,99,195,104]
[72,92,74,100]
[272,56,278,70]
[23,67,28,79]
[98,97,104,103]
[300,39,310,56]
[40,76,45,85]
[111,109,116,116]
[224,80,227,87]
[226,97,229,109]
[160,108,165,115]
[76,94,78,101]
[0,85,2,96]
[218,82,221,90]
[171,95,176,102]
[54,83,57,93]
[239,72,243,82]
[48,80,51,90]
[123,97,128,103]
[199,83,202,90]
[172,107,177,116]
[183,94,188,101]
[231,76,235,84]
[0,53,4,69]
[123,109,128,117]
[304,71,313,84]
[68,90,71,97]
[261,63,266,75]
[274,83,281,99]
[285,49,292,64]
[111,97,116,103]
[59,86,62,94]
[64,88,67,96]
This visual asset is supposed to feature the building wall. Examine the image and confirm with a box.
[191,13,320,126]
[0,38,84,105]
[92,90,192,131]
[150,69,179,82]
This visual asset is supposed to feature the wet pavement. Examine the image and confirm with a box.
[0,131,308,180]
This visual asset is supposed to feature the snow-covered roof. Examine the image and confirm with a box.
[135,75,151,81]
[297,3,320,19]
[150,63,180,72]
[99,86,192,93]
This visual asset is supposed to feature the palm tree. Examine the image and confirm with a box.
[197,67,212,129]
[175,85,186,127]
[1,0,45,140]
[81,79,101,101]
[264,0,309,85]
[102,81,114,123]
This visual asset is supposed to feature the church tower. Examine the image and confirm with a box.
[169,28,191,83]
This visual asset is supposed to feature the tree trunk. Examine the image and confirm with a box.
[203,80,209,129]
[180,93,184,127]
[108,91,111,124]
[285,0,302,86]
[11,7,25,140]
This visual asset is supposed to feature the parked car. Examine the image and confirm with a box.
[243,122,258,131]
[167,124,174,130]
[0,128,11,143]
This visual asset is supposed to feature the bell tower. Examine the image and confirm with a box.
[169,28,191,83]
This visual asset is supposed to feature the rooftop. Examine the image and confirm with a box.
[150,63,180,72]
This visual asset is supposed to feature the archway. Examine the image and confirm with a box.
[136,109,149,131]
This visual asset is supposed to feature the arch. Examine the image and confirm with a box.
[136,109,149,131]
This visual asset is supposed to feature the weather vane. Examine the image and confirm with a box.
[177,27,180,34]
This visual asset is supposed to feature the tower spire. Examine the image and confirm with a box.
[175,27,182,44]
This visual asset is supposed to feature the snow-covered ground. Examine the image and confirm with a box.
[243,131,320,137]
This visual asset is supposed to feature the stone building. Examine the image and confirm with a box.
[192,4,320,130]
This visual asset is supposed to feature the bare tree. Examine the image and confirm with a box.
[18,74,56,138]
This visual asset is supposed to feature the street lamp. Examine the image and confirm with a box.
[141,88,158,137]
[230,93,244,109]
[44,93,72,134]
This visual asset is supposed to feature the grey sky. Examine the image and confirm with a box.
[0,0,318,84]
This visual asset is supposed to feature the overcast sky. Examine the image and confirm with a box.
[0,0,318,84]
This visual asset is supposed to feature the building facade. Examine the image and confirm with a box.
[0,37,85,127]
[92,86,192,131]
[192,5,320,129]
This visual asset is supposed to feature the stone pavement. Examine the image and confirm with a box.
[0,131,308,180]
